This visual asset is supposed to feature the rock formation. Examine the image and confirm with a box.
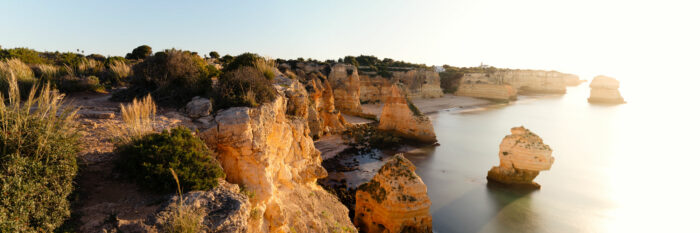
[329,64,364,115]
[354,154,432,233]
[454,73,517,101]
[150,180,250,233]
[198,80,356,232]
[500,70,568,93]
[185,96,213,118]
[391,69,444,99]
[487,126,555,189]
[359,75,393,104]
[588,75,625,104]
[305,76,347,138]
[378,85,437,143]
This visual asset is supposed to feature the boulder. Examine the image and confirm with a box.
[185,96,213,118]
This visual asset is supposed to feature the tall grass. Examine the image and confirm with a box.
[0,73,80,232]
[111,94,157,143]
[162,168,204,233]
[77,58,103,76]
[32,63,60,81]
[108,60,131,80]
[253,57,277,80]
[0,58,37,97]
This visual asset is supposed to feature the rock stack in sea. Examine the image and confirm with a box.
[588,75,625,104]
[487,126,555,189]
[354,154,432,233]
[378,84,437,143]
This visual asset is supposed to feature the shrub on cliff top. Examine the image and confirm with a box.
[125,45,153,60]
[223,52,261,72]
[116,126,224,193]
[0,78,80,232]
[112,49,213,107]
[214,66,277,109]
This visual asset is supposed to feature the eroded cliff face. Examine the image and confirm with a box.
[359,75,393,104]
[378,85,437,143]
[588,75,625,104]
[329,64,364,115]
[487,126,555,189]
[391,69,444,99]
[198,81,356,233]
[304,77,348,138]
[454,73,517,101]
[354,154,432,233]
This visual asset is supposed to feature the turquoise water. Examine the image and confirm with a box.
[405,83,700,233]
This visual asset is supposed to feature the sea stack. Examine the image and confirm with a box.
[354,154,432,233]
[378,84,437,143]
[487,126,555,189]
[588,75,625,104]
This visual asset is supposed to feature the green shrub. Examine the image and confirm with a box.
[113,49,212,106]
[223,52,261,72]
[0,79,80,232]
[125,45,152,60]
[57,75,105,93]
[115,126,224,193]
[0,47,47,64]
[209,51,220,59]
[214,66,277,109]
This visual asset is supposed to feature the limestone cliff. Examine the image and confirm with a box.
[454,73,517,101]
[359,75,392,104]
[198,82,356,232]
[305,76,348,138]
[487,126,555,189]
[588,75,625,104]
[354,154,432,233]
[391,69,444,99]
[329,64,364,115]
[501,70,568,93]
[378,85,437,143]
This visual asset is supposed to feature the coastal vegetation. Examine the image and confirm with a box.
[214,66,277,109]
[0,77,80,232]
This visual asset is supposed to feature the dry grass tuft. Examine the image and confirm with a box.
[0,58,38,97]
[108,60,131,80]
[162,168,205,233]
[112,94,157,142]
[253,57,277,80]
[77,58,103,76]
[33,63,60,80]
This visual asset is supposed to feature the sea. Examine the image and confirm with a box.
[404,78,700,233]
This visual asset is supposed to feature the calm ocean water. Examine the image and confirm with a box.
[405,82,700,233]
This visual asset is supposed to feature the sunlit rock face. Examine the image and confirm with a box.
[354,154,432,233]
[198,82,355,233]
[359,75,393,103]
[391,69,444,99]
[487,126,555,189]
[305,76,347,138]
[588,75,625,104]
[329,64,364,115]
[562,73,584,86]
[378,85,437,143]
[454,73,518,101]
[501,70,568,94]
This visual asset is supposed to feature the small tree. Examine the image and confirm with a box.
[126,45,152,60]
[209,51,220,59]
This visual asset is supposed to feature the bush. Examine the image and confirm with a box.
[56,75,105,93]
[0,58,38,97]
[253,57,277,80]
[0,78,80,232]
[105,59,132,86]
[113,49,212,106]
[223,52,261,72]
[0,47,47,64]
[214,66,277,109]
[110,94,157,143]
[115,126,224,193]
[209,51,220,59]
[125,45,152,60]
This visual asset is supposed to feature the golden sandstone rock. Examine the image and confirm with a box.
[198,83,355,232]
[454,73,517,101]
[487,126,555,189]
[306,77,347,138]
[329,63,364,115]
[391,69,444,99]
[378,85,437,143]
[588,75,625,104]
[354,154,432,233]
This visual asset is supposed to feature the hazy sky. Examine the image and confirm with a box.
[1,0,698,80]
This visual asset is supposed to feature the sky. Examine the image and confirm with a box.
[1,0,699,81]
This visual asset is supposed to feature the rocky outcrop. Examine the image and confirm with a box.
[198,81,356,232]
[487,126,555,189]
[501,70,568,93]
[562,73,583,86]
[354,154,432,233]
[454,73,517,101]
[588,75,625,104]
[305,76,347,138]
[150,180,249,233]
[378,85,437,143]
[185,96,213,118]
[329,64,364,115]
[359,75,393,104]
[391,69,444,99]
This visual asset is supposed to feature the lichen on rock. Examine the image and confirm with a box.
[487,126,555,189]
[354,154,432,233]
